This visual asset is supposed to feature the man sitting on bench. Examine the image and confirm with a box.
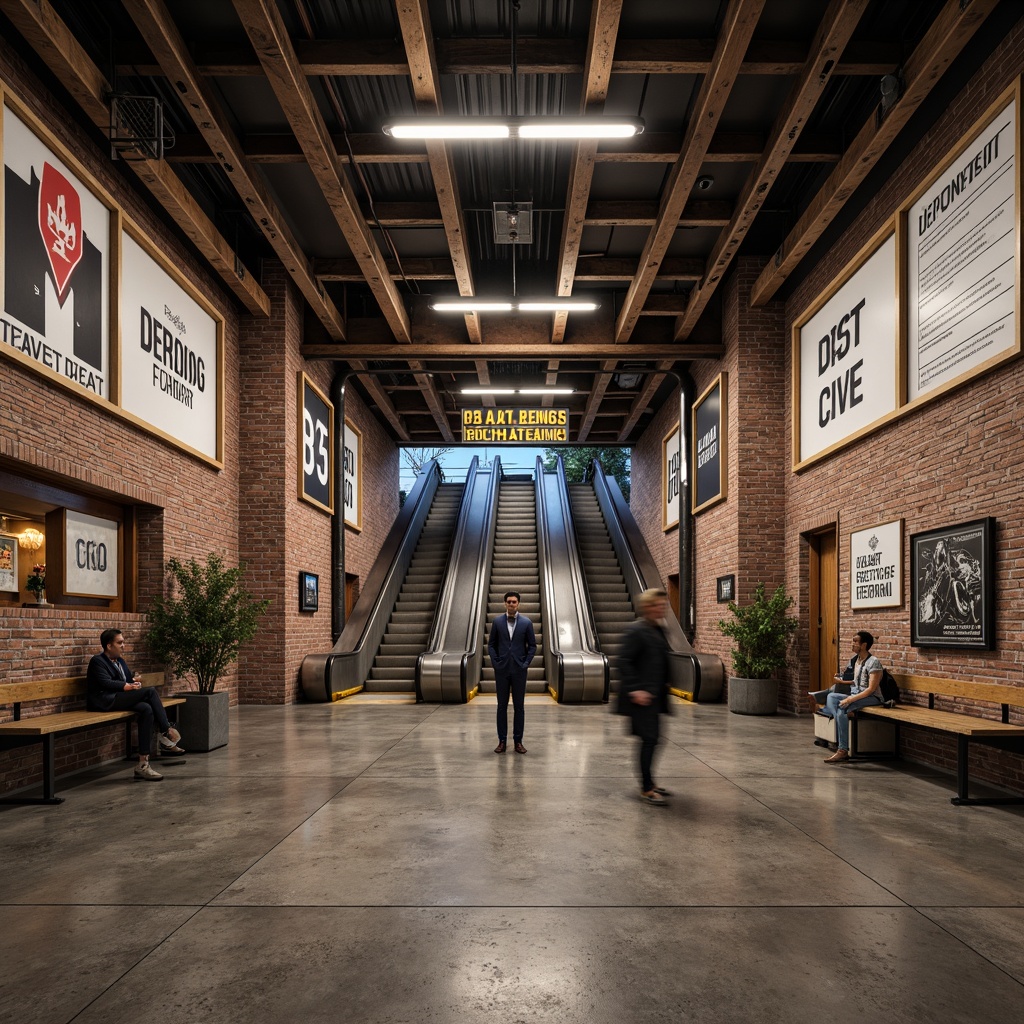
[817,629,884,765]
[86,628,183,781]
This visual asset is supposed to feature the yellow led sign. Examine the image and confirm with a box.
[461,407,569,443]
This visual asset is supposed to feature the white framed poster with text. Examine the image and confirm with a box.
[905,89,1019,402]
[344,418,362,531]
[119,227,223,465]
[850,519,902,610]
[64,509,119,599]
[662,423,682,531]
[793,228,899,468]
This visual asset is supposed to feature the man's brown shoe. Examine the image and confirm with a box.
[494,741,506,753]
[514,742,527,754]
[824,749,850,763]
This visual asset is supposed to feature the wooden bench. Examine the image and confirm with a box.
[856,674,1024,806]
[0,673,185,805]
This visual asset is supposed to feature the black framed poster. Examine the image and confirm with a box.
[692,373,727,514]
[910,517,994,649]
[299,571,319,613]
[298,372,334,514]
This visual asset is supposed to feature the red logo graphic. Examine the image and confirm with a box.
[37,162,83,301]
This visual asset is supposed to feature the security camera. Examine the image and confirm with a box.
[696,175,714,191]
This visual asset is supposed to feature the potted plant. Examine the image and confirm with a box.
[146,554,269,751]
[25,563,46,604]
[718,582,798,715]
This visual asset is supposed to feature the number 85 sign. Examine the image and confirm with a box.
[298,373,334,514]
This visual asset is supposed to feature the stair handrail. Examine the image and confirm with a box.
[535,455,608,703]
[300,459,443,702]
[417,456,502,702]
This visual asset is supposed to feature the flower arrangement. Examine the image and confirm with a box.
[25,564,46,596]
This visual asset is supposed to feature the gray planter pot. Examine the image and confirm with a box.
[727,676,779,715]
[178,691,230,751]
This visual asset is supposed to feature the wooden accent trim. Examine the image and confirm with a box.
[893,675,1024,709]
[750,0,1002,306]
[303,342,723,361]
[614,0,765,343]
[0,671,166,705]
[673,0,869,341]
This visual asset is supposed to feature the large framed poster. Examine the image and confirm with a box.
[120,226,222,464]
[906,89,1019,403]
[662,423,682,531]
[1,99,112,400]
[692,373,727,514]
[63,509,119,599]
[910,517,994,650]
[343,417,362,531]
[298,373,334,514]
[850,519,902,610]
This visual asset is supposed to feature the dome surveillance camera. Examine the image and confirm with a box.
[696,175,714,191]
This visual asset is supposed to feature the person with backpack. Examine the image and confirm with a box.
[820,630,885,764]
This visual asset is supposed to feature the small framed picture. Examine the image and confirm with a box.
[716,574,735,603]
[299,571,319,613]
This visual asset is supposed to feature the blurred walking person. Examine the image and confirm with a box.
[617,588,674,805]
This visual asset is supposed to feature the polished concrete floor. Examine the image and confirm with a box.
[1,697,1023,1024]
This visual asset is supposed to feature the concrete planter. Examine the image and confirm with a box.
[727,676,779,715]
[178,691,230,751]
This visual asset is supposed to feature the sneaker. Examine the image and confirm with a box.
[159,732,185,752]
[134,762,163,781]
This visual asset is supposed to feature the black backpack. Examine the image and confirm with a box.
[878,669,900,705]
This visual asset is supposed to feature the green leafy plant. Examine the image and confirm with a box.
[25,564,46,595]
[718,582,798,679]
[146,554,270,694]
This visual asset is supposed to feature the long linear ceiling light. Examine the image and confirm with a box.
[382,116,644,141]
[461,387,575,395]
[432,298,599,313]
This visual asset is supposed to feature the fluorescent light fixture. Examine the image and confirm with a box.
[517,299,600,312]
[432,298,599,313]
[461,387,576,395]
[432,300,513,312]
[383,116,644,141]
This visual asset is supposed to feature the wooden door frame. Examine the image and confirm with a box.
[807,523,838,695]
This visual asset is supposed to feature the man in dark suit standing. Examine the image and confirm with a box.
[487,591,536,754]
[86,628,183,781]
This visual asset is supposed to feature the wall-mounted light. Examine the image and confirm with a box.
[382,116,644,141]
[461,387,575,396]
[18,527,44,551]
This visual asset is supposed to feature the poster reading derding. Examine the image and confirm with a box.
[907,97,1017,401]
[120,231,219,460]
[1,106,110,398]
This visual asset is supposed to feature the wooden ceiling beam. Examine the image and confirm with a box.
[348,360,411,440]
[231,0,411,341]
[673,0,869,341]
[552,0,625,344]
[616,363,675,442]
[575,257,703,282]
[586,199,732,227]
[115,36,900,77]
[121,0,345,339]
[576,363,616,443]
[393,0,482,350]
[0,0,270,317]
[303,343,723,360]
[315,257,455,282]
[615,0,766,343]
[750,0,1001,306]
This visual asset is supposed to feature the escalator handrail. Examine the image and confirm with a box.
[557,455,603,656]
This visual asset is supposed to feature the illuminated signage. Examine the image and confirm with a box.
[461,407,569,443]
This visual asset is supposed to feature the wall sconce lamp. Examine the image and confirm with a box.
[18,528,45,551]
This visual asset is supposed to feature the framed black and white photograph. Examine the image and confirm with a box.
[662,423,682,531]
[911,517,994,649]
[850,519,902,609]
[692,373,727,514]
[716,574,735,604]
[299,571,319,613]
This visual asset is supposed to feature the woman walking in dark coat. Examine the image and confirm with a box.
[617,588,674,806]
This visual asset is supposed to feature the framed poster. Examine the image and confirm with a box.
[792,226,898,468]
[716,574,735,603]
[298,373,334,514]
[850,519,902,609]
[119,226,223,464]
[910,517,994,649]
[662,423,682,531]
[1,99,112,400]
[299,571,319,613]
[63,509,119,599]
[905,88,1018,403]
[0,534,17,592]
[692,373,727,514]
[343,417,362,531]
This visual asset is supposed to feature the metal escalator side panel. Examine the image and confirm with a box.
[535,455,608,704]
[590,460,724,703]
[418,456,502,703]
[300,461,442,702]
